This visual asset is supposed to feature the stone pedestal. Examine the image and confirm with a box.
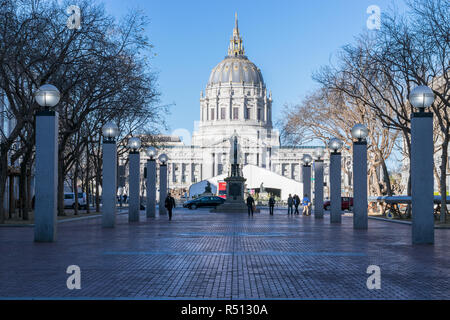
[212,175,248,213]
[146,159,156,218]
[102,141,117,227]
[34,111,58,242]
[330,152,342,223]
[353,141,367,229]
[411,112,434,244]
[129,152,140,222]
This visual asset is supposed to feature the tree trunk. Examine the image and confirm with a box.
[0,150,8,224]
[381,159,392,196]
[74,165,79,216]
[57,153,65,216]
[439,138,448,223]
[25,168,31,220]
[85,145,90,213]
[19,160,27,219]
[9,174,14,219]
[95,171,100,213]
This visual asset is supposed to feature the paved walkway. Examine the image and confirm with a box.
[1,207,449,299]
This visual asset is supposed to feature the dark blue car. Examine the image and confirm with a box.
[183,196,225,210]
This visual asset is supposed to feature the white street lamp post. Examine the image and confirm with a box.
[158,153,168,215]
[410,85,435,244]
[313,148,325,219]
[101,122,119,227]
[328,138,343,223]
[351,124,368,229]
[146,146,157,218]
[128,137,141,222]
[34,84,60,242]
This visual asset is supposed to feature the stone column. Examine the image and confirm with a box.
[191,163,195,183]
[102,141,117,227]
[159,163,168,215]
[215,153,219,176]
[211,153,215,177]
[353,141,367,229]
[128,151,140,222]
[411,112,434,244]
[34,111,58,242]
[146,158,156,218]
[314,160,324,219]
[172,162,176,183]
[302,165,311,199]
[330,152,342,223]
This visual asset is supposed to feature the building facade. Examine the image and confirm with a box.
[129,15,328,200]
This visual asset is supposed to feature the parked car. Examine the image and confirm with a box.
[323,197,353,211]
[64,192,88,209]
[183,196,225,210]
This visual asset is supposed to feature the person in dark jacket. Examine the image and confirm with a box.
[294,194,300,214]
[287,194,294,215]
[268,195,275,215]
[246,195,255,216]
[165,193,176,221]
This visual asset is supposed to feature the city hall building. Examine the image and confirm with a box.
[129,15,332,200]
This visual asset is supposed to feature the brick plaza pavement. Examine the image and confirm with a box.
[0,207,449,299]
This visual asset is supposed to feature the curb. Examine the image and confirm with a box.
[369,216,450,229]
[0,209,130,228]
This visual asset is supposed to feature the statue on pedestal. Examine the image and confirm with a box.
[211,132,248,213]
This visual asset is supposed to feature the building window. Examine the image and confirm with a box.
[210,109,214,120]
[245,107,250,119]
[221,108,226,120]
[233,107,239,120]
[257,108,261,121]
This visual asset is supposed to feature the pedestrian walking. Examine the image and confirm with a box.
[294,194,300,214]
[165,193,176,221]
[268,195,275,215]
[246,195,255,216]
[287,194,294,215]
[302,194,311,216]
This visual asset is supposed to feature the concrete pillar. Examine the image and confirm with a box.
[146,158,156,218]
[411,112,434,244]
[210,153,215,177]
[34,111,58,242]
[314,160,324,219]
[102,141,117,227]
[159,164,168,215]
[353,141,367,229]
[215,153,219,176]
[128,152,140,222]
[302,165,311,199]
[330,152,342,223]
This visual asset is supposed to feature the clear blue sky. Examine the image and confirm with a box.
[102,0,407,143]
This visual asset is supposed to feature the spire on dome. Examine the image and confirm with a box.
[228,12,245,57]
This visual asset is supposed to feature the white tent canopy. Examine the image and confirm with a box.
[188,164,303,200]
